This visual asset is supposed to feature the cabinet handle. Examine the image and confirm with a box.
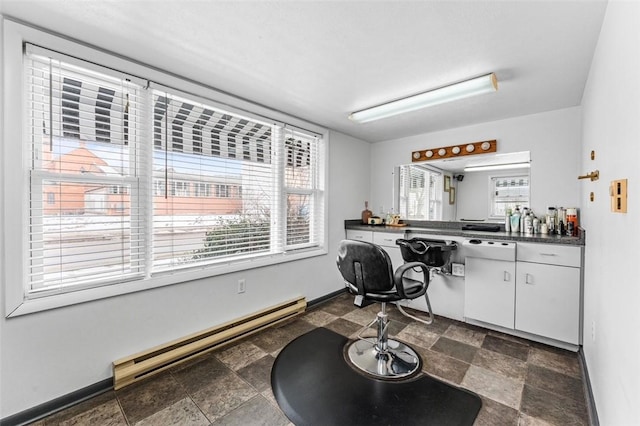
[525,273,534,284]
[503,271,511,282]
[539,253,557,257]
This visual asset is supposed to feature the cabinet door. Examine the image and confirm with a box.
[464,258,516,329]
[516,262,580,344]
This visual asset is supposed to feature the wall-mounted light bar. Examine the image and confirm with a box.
[349,73,498,123]
[412,140,497,163]
[464,162,531,172]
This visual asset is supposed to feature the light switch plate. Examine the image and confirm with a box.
[452,263,465,277]
[610,179,628,213]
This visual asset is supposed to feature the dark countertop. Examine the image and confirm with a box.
[345,220,585,246]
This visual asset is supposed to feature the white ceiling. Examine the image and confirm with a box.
[1,0,607,143]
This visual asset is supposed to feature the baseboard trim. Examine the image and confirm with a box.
[0,378,113,426]
[578,348,600,426]
[307,287,347,308]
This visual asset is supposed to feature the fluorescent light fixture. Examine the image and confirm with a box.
[349,73,498,123]
[464,162,530,172]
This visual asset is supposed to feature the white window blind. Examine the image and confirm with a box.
[398,165,442,220]
[25,45,147,297]
[21,44,325,301]
[283,127,323,249]
[149,88,277,272]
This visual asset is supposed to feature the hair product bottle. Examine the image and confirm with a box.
[361,201,372,224]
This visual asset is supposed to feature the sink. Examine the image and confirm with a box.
[396,238,458,267]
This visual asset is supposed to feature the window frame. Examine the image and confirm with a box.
[2,20,329,317]
[487,172,531,220]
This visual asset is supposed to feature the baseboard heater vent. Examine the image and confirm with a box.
[113,296,306,390]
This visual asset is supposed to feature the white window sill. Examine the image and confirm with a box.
[7,247,327,318]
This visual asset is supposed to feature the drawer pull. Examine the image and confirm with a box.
[539,253,558,257]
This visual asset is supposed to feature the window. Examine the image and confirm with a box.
[194,183,211,197]
[7,34,326,313]
[214,184,230,198]
[489,174,530,219]
[397,165,443,220]
[26,44,144,294]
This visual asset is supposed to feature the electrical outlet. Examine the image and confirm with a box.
[452,263,465,277]
[238,279,246,294]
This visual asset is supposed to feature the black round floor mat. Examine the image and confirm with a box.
[271,327,482,426]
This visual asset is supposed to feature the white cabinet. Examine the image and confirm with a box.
[464,258,516,329]
[464,242,582,347]
[515,243,581,345]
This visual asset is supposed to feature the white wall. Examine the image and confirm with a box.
[0,111,370,419]
[580,1,640,424]
[370,107,582,220]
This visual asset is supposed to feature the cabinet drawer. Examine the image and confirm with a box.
[345,229,373,242]
[373,232,401,248]
[516,243,581,267]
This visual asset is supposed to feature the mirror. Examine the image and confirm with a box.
[395,151,530,222]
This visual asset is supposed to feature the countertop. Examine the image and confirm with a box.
[345,220,585,246]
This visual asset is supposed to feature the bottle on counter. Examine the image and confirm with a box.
[505,208,512,232]
[533,217,540,234]
[547,207,557,234]
[541,223,549,234]
[510,206,521,233]
[520,207,528,233]
[524,211,534,235]
[567,221,575,236]
[566,208,579,236]
[361,201,372,225]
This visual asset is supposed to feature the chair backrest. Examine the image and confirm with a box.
[336,239,394,295]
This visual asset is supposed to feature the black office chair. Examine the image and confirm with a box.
[336,239,430,379]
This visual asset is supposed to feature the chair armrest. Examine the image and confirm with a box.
[394,262,429,299]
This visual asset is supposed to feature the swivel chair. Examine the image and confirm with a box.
[336,239,430,379]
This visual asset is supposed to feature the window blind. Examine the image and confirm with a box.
[283,127,322,249]
[25,45,147,296]
[398,165,442,220]
[150,88,279,272]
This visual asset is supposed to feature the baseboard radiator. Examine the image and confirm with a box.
[113,296,306,390]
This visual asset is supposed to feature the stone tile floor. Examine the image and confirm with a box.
[32,292,590,425]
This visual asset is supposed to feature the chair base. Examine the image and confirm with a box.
[346,338,421,379]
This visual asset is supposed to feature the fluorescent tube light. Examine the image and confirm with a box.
[349,73,498,123]
[464,162,530,172]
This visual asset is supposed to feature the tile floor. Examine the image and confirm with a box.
[31,292,590,425]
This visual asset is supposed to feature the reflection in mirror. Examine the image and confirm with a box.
[396,164,443,220]
[395,151,530,222]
